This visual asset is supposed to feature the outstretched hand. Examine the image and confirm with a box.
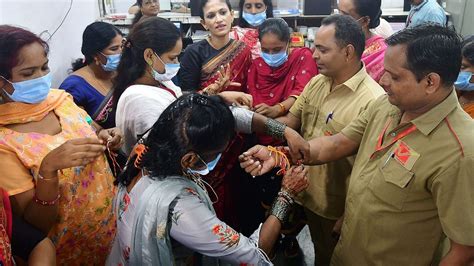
[239,145,276,177]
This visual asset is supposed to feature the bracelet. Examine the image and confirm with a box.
[270,195,293,223]
[277,189,295,205]
[264,119,287,140]
[33,194,61,206]
[277,103,286,115]
[36,172,58,181]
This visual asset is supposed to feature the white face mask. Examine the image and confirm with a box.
[150,51,180,82]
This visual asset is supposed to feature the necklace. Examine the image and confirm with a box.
[206,36,231,50]
[84,67,112,96]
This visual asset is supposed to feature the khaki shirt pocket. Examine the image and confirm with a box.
[368,153,414,210]
[301,103,318,137]
[321,119,345,136]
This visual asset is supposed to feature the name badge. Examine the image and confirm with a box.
[393,140,420,171]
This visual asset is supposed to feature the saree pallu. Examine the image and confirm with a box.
[230,26,261,60]
[362,35,387,83]
[200,39,252,93]
[200,39,253,230]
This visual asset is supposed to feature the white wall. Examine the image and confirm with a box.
[0,0,100,87]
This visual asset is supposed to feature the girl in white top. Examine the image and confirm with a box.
[114,17,252,155]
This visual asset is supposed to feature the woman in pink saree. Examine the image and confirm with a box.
[338,0,387,82]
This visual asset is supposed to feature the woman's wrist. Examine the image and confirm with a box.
[270,193,293,223]
[277,103,286,116]
[33,193,60,206]
[38,163,58,180]
[202,83,220,95]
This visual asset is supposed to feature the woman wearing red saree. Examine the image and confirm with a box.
[178,0,252,94]
[178,0,255,230]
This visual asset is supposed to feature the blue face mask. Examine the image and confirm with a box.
[151,52,180,82]
[101,53,121,72]
[2,72,52,104]
[454,71,474,91]
[261,47,289,68]
[188,153,222,176]
[242,11,267,27]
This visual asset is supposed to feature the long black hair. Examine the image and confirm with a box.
[352,0,382,29]
[238,0,274,28]
[71,22,123,71]
[116,93,235,186]
[112,16,181,108]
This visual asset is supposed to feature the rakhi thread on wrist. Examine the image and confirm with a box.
[267,146,290,176]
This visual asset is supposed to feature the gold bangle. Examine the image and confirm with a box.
[278,103,286,114]
[36,172,58,181]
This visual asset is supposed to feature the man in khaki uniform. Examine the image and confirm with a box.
[275,14,384,265]
[242,25,474,264]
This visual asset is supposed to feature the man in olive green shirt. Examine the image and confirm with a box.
[275,15,384,265]
[242,25,474,265]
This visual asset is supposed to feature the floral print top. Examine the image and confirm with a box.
[0,90,116,264]
[107,176,271,265]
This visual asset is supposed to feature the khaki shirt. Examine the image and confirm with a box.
[289,66,384,219]
[332,90,474,265]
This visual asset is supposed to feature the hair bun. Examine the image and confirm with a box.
[369,9,382,29]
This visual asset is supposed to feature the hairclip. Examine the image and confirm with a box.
[134,143,148,168]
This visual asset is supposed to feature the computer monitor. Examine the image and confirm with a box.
[190,0,201,17]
